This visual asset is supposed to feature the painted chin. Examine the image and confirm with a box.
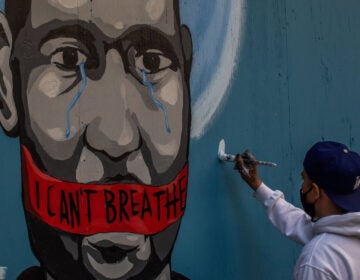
[82,232,151,279]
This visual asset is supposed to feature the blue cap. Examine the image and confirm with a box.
[303,141,360,212]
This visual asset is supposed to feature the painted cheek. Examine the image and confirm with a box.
[159,78,180,106]
[66,62,87,139]
[153,76,184,154]
[152,139,180,157]
[142,70,171,133]
[148,78,184,173]
[38,72,62,99]
[27,66,85,144]
[46,127,67,141]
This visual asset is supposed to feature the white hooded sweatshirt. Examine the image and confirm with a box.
[255,183,360,280]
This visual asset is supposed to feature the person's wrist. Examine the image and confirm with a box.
[249,179,262,191]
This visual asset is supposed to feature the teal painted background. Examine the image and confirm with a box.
[1,0,360,279]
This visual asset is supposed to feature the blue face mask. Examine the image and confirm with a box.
[300,185,316,221]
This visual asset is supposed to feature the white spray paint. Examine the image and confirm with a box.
[0,267,7,280]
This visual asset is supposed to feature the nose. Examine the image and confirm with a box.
[82,49,140,159]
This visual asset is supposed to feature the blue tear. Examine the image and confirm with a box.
[65,62,87,139]
[141,70,171,134]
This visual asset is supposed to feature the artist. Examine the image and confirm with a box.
[235,141,360,279]
[0,0,192,279]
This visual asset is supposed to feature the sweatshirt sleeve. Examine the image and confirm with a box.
[294,265,334,280]
[254,182,313,245]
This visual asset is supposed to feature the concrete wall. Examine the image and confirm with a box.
[1,1,360,279]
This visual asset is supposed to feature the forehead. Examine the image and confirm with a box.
[30,0,177,37]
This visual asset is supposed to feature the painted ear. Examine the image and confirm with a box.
[180,25,192,81]
[0,12,17,136]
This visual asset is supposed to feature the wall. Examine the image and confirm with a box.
[174,0,360,279]
[1,0,360,279]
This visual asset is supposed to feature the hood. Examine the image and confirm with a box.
[313,212,360,238]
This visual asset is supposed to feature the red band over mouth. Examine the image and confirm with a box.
[21,146,188,235]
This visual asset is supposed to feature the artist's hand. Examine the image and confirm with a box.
[234,150,262,191]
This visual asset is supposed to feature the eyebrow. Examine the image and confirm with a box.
[34,21,180,59]
[39,23,96,47]
[120,26,177,50]
[36,21,179,49]
[118,26,180,64]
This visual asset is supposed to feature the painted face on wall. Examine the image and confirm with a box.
[0,0,192,279]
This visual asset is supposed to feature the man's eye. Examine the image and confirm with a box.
[135,51,172,74]
[51,47,87,70]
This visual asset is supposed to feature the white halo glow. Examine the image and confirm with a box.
[190,0,245,139]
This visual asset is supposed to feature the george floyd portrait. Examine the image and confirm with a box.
[2,1,358,280]
[0,0,192,279]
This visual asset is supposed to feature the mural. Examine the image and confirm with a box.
[1,0,194,279]
[2,1,360,280]
[0,0,245,279]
